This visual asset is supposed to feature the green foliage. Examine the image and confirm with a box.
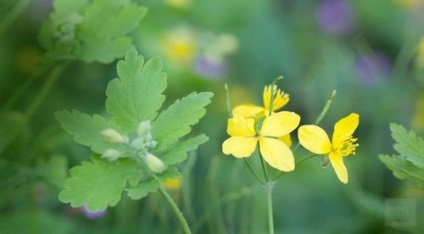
[39,0,147,63]
[160,134,209,165]
[152,92,213,151]
[56,49,213,210]
[127,179,159,200]
[106,50,167,131]
[379,124,424,188]
[56,110,119,154]
[59,155,143,211]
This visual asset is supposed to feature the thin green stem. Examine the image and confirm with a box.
[243,158,265,185]
[265,183,274,234]
[273,154,318,180]
[296,154,318,167]
[158,186,192,234]
[0,0,31,37]
[224,83,233,117]
[259,153,269,182]
[314,90,336,125]
[25,62,69,119]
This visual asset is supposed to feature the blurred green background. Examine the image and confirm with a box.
[1,0,424,233]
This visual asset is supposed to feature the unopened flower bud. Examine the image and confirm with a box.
[101,149,121,161]
[144,153,165,173]
[100,129,126,143]
[138,120,151,137]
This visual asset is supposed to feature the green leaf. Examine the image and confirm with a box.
[379,123,424,188]
[56,110,121,154]
[59,156,142,211]
[390,123,424,167]
[126,179,159,200]
[53,0,88,17]
[152,92,213,151]
[160,134,209,165]
[379,154,424,187]
[77,1,147,63]
[106,49,167,131]
[39,0,147,63]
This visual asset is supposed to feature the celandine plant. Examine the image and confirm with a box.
[223,79,360,233]
[56,48,213,233]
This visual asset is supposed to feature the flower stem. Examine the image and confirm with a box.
[0,0,31,37]
[224,83,233,117]
[314,90,336,125]
[243,158,265,185]
[265,183,274,234]
[158,186,192,234]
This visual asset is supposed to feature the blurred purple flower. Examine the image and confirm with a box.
[316,0,355,35]
[81,205,107,219]
[355,53,391,85]
[194,55,226,79]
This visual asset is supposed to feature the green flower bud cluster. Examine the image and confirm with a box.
[52,13,84,48]
[100,120,164,173]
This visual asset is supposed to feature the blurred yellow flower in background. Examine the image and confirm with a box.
[412,91,424,131]
[222,111,300,172]
[163,177,183,191]
[298,113,359,184]
[162,27,197,66]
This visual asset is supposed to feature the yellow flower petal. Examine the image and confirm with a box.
[258,137,295,172]
[329,152,348,184]
[260,111,300,137]
[262,85,289,112]
[332,113,359,144]
[232,104,264,118]
[227,117,256,137]
[298,125,332,154]
[222,137,257,158]
[278,134,292,147]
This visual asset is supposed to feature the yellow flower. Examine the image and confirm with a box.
[232,85,289,118]
[162,27,197,66]
[222,111,300,172]
[298,113,359,184]
[163,177,182,190]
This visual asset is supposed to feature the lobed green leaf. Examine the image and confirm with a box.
[390,123,424,167]
[126,179,159,200]
[152,92,213,151]
[55,110,122,154]
[58,156,142,211]
[379,154,424,187]
[159,134,209,165]
[106,49,167,131]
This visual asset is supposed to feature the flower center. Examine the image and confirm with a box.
[336,136,358,156]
